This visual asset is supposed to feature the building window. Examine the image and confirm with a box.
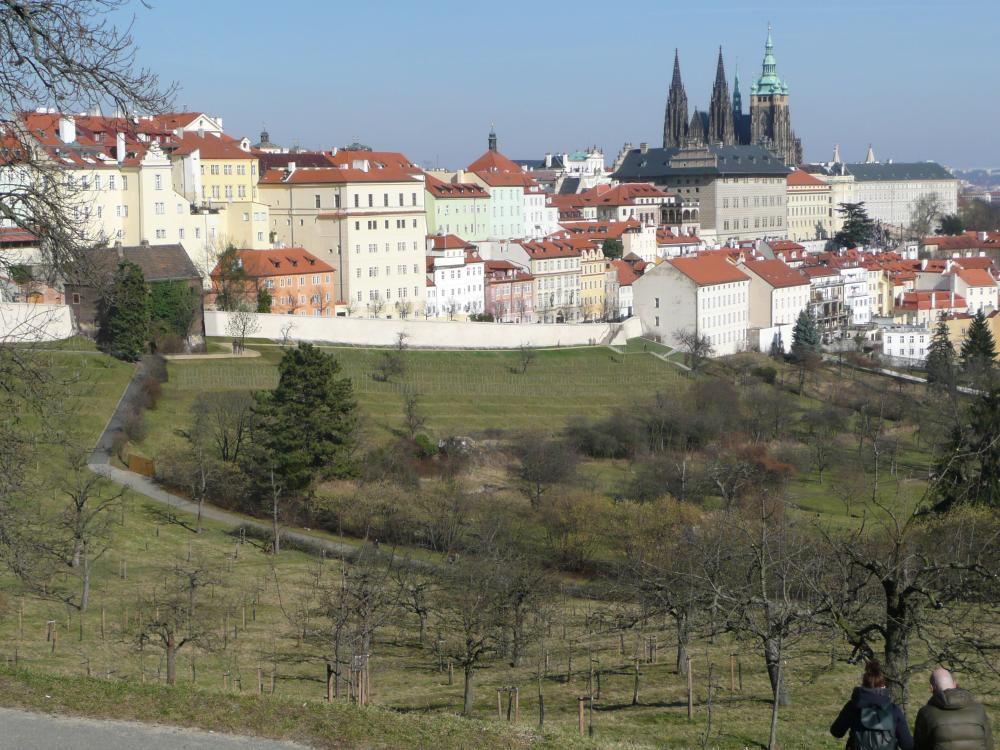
[71,293,81,304]
[315,194,321,208]
[154,174,162,190]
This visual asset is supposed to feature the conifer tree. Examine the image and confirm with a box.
[960,309,996,383]
[934,389,1000,511]
[925,317,957,391]
[790,309,821,362]
[834,202,876,248]
[100,260,151,361]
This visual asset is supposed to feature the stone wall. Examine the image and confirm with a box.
[0,303,74,343]
[204,310,641,349]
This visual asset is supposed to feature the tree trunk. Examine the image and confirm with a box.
[768,658,782,750]
[418,611,427,646]
[764,637,789,707]
[884,601,911,708]
[676,611,689,675]
[80,554,91,613]
[462,664,474,716]
[271,485,281,555]
[511,610,524,667]
[166,631,177,685]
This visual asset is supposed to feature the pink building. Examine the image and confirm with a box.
[485,260,534,323]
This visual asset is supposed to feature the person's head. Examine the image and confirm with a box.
[863,660,886,689]
[930,667,957,694]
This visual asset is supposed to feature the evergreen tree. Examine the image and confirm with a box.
[214,244,249,311]
[790,309,821,362]
[934,389,1000,511]
[150,280,196,337]
[937,214,963,235]
[925,317,956,391]
[248,343,357,492]
[100,260,151,361]
[833,202,876,248]
[960,309,996,382]
[602,238,624,259]
[256,286,273,314]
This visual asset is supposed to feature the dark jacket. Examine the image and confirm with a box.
[832,686,915,750]
[913,688,993,750]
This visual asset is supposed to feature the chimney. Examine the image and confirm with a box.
[116,132,125,164]
[979,231,988,241]
[58,115,76,144]
[639,142,648,154]
[950,290,955,307]
[920,258,927,271]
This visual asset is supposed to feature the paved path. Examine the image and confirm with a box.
[0,707,309,749]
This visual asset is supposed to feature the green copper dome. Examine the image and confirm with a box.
[751,24,788,96]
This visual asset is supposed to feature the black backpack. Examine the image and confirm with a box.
[853,704,898,750]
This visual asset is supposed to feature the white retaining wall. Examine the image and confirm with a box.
[205,310,642,349]
[0,303,74,343]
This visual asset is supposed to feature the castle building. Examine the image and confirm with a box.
[662,25,803,166]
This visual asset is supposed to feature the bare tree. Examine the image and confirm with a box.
[195,391,254,464]
[368,295,385,318]
[136,560,222,685]
[401,387,427,438]
[444,298,460,321]
[226,304,260,354]
[513,343,536,375]
[908,192,943,240]
[436,550,508,716]
[674,328,714,373]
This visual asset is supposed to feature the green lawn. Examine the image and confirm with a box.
[137,344,686,460]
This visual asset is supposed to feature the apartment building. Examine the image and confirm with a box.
[517,239,582,322]
[785,168,832,241]
[633,254,750,356]
[423,173,490,241]
[208,247,336,316]
[258,156,427,317]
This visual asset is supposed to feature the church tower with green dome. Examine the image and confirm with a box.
[749,24,802,166]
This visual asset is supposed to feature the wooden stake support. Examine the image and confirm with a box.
[687,656,694,720]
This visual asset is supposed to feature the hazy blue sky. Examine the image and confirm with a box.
[119,0,999,169]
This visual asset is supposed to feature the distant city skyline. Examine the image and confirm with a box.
[117,0,998,169]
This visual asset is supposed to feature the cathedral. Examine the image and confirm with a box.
[662,25,803,167]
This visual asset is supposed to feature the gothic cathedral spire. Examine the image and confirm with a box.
[663,49,689,148]
[708,47,735,146]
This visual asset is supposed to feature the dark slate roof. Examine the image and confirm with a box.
[613,144,791,181]
[80,244,201,282]
[558,177,581,194]
[846,162,954,182]
[513,159,545,170]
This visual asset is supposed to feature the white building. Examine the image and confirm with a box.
[845,158,959,230]
[840,266,872,326]
[424,235,486,318]
[882,324,930,363]
[633,255,750,356]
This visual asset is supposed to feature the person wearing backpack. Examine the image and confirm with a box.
[831,660,914,750]
[913,667,992,750]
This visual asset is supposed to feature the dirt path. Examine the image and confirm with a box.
[0,707,310,749]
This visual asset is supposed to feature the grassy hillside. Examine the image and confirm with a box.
[2,341,977,749]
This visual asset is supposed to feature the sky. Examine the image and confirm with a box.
[116,0,1000,170]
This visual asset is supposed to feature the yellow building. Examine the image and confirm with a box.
[578,244,613,321]
[786,169,832,241]
[943,312,1000,358]
[169,131,269,250]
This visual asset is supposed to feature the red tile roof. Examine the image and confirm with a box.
[209,248,334,278]
[519,239,582,260]
[956,268,997,287]
[428,233,475,251]
[922,231,1000,251]
[467,149,523,174]
[326,149,421,173]
[259,165,420,184]
[787,169,828,187]
[612,259,641,286]
[556,219,642,241]
[587,182,673,205]
[171,131,254,160]
[743,259,809,288]
[424,173,489,199]
[896,290,967,311]
[668,255,749,286]
[656,228,701,245]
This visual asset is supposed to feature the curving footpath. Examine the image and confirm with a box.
[87,357,360,560]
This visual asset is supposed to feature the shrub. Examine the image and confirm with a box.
[139,375,162,408]
[564,410,642,459]
[153,331,185,354]
[751,365,778,384]
[414,433,438,458]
